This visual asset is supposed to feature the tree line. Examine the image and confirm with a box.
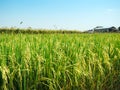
[0,28,81,34]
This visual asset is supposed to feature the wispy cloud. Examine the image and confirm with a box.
[104,8,115,15]
[106,9,114,12]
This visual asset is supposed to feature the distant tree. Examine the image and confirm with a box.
[28,27,32,30]
[118,26,120,31]
[20,21,23,25]
[109,26,117,32]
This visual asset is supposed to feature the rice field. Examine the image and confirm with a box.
[0,33,120,90]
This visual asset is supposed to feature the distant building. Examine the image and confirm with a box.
[93,26,117,32]
[94,27,109,32]
[86,26,118,33]
[88,30,94,33]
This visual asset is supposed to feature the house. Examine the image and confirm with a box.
[93,26,117,32]
[93,26,108,32]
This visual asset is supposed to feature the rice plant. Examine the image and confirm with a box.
[0,33,120,90]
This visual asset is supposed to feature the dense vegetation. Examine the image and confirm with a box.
[0,28,81,34]
[0,33,120,90]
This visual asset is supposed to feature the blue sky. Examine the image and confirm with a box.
[0,0,120,31]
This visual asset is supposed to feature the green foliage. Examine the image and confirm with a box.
[0,28,81,34]
[0,33,120,90]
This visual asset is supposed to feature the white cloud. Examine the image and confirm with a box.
[104,8,115,15]
[107,9,114,12]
